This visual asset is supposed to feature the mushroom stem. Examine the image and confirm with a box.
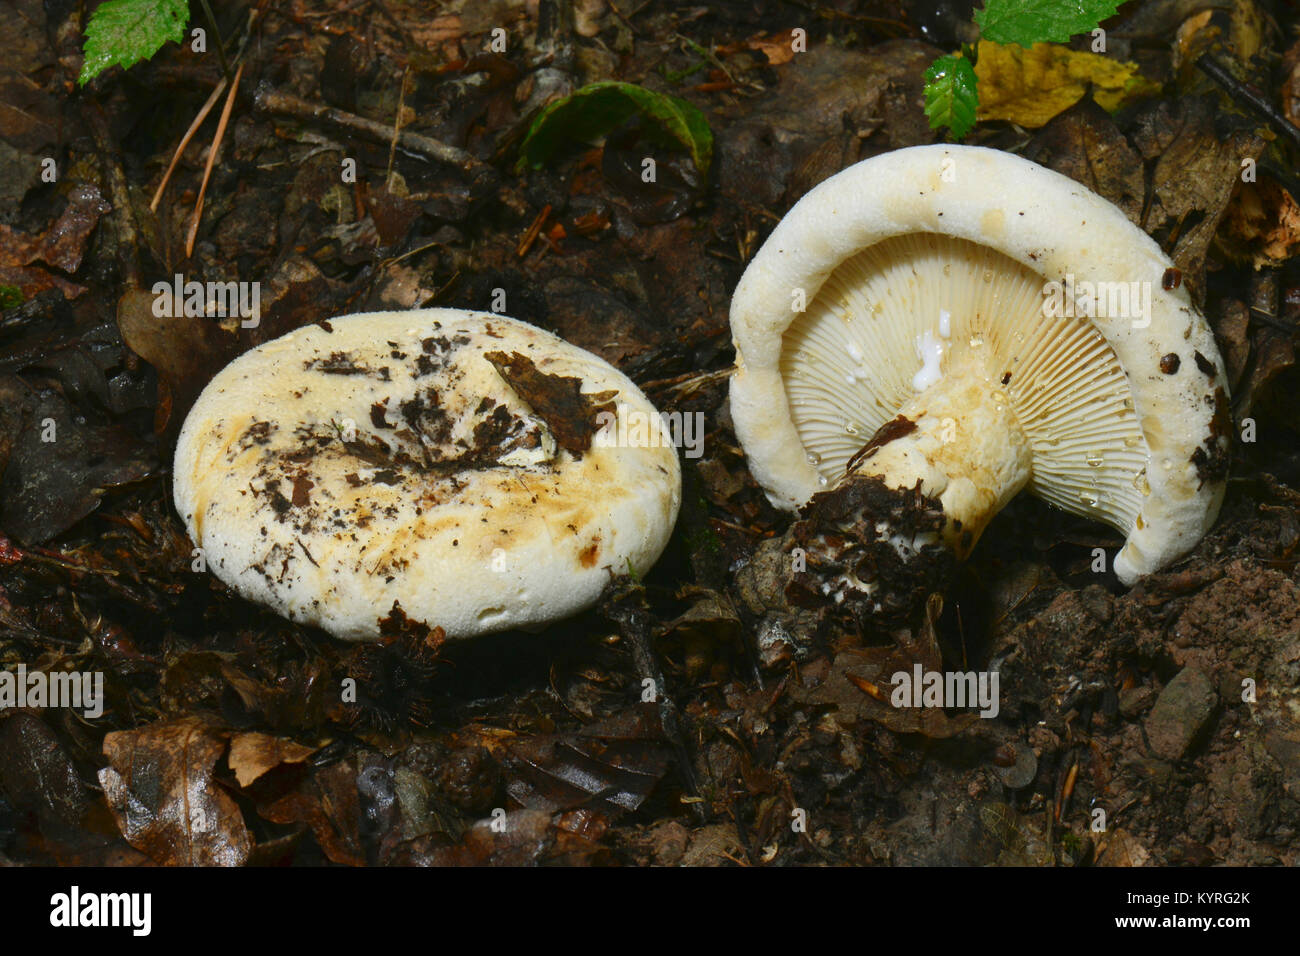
[769,354,1033,630]
[844,353,1033,558]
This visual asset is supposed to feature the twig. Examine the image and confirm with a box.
[151,7,258,214]
[185,61,245,258]
[637,367,733,394]
[198,0,232,80]
[605,0,640,36]
[516,204,551,257]
[254,87,497,190]
[385,66,410,191]
[1196,54,1300,153]
[150,77,228,212]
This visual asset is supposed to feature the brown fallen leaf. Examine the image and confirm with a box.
[98,716,251,866]
[0,388,157,544]
[484,349,617,456]
[0,182,109,274]
[228,732,319,788]
[0,263,85,300]
[1024,100,1145,225]
[500,704,674,817]
[718,30,800,67]
[413,808,611,866]
[115,285,237,437]
[1220,177,1300,268]
[1130,95,1264,301]
[259,758,363,866]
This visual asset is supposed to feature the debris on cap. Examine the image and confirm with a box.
[174,309,682,641]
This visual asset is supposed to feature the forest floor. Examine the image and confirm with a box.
[1,0,1299,866]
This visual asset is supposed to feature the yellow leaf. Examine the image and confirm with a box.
[974,40,1159,129]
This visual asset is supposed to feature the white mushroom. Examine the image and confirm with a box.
[174,309,682,641]
[730,145,1229,602]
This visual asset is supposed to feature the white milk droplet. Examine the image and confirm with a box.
[912,330,945,391]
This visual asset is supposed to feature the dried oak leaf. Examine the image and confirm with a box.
[228,732,319,788]
[483,349,616,456]
[98,716,251,866]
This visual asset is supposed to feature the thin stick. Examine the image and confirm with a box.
[516,204,551,257]
[385,66,410,191]
[150,76,228,212]
[186,61,244,258]
[198,0,232,80]
[1197,54,1300,153]
[254,87,495,187]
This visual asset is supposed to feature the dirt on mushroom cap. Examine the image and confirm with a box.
[173,309,682,641]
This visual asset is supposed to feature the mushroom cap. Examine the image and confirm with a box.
[729,144,1229,585]
[174,309,681,640]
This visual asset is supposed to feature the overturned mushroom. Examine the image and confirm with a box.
[730,145,1229,625]
[174,309,681,640]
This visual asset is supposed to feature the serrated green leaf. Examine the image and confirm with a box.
[515,81,713,175]
[923,56,979,139]
[79,0,190,86]
[974,0,1121,48]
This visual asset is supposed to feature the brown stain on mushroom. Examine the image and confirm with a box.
[1193,351,1216,380]
[1191,387,1232,486]
[579,537,601,568]
[980,208,1005,238]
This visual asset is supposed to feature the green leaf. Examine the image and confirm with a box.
[79,0,190,86]
[974,0,1121,48]
[516,81,713,176]
[923,55,979,139]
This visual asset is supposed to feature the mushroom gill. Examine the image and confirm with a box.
[781,232,1147,550]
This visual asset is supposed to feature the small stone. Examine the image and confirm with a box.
[1119,685,1155,717]
[1145,667,1217,760]
[993,742,1038,790]
[649,821,690,865]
